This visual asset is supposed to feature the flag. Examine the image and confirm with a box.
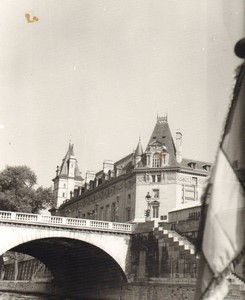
[195,41,245,300]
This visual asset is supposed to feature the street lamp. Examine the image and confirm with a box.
[145,192,152,221]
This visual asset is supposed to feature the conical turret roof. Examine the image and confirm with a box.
[59,143,82,178]
[135,138,143,156]
[146,116,177,165]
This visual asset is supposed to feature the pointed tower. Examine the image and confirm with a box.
[52,143,83,208]
[144,115,177,167]
[134,137,143,167]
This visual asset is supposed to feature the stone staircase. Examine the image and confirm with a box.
[156,228,245,296]
[161,228,195,255]
[228,273,245,291]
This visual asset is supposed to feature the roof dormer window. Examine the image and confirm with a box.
[188,162,196,169]
[203,164,211,171]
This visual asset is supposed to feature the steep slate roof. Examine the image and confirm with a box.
[81,116,212,181]
[114,153,133,169]
[146,116,177,166]
[96,153,134,177]
[135,138,144,156]
[59,143,82,178]
[74,163,82,178]
[179,158,212,173]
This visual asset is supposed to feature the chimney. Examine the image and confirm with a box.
[176,130,182,163]
[103,160,114,174]
[85,171,96,184]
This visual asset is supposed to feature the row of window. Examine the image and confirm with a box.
[188,211,201,219]
[149,175,198,184]
[152,174,161,182]
[80,202,132,222]
[79,204,198,224]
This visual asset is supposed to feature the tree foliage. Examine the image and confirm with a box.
[0,165,55,213]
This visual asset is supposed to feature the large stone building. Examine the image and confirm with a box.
[52,116,211,224]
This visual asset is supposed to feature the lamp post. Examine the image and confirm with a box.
[145,192,151,221]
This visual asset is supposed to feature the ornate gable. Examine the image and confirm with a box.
[145,116,176,166]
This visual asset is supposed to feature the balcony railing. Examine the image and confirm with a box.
[0,211,133,233]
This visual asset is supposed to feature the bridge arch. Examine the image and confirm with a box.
[0,219,132,298]
[0,226,130,272]
[10,237,127,297]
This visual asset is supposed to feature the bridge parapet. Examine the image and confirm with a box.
[0,211,133,234]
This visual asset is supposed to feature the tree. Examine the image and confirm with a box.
[31,186,55,214]
[0,165,55,213]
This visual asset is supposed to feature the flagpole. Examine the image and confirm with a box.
[195,38,245,300]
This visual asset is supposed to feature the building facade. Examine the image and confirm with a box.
[52,116,211,223]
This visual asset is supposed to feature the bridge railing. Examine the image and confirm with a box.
[0,211,133,233]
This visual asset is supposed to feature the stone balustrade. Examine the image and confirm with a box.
[0,210,133,233]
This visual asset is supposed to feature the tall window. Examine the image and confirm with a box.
[192,177,198,185]
[111,202,116,222]
[182,185,197,203]
[153,189,159,199]
[105,205,110,221]
[152,153,161,167]
[100,207,104,220]
[152,206,159,218]
[126,208,131,221]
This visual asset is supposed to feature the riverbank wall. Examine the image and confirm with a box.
[0,280,58,296]
[0,280,196,299]
[0,280,244,300]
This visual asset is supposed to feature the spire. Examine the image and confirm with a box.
[69,143,75,157]
[135,137,143,157]
[133,137,143,167]
[59,143,80,176]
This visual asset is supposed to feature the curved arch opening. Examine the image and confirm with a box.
[7,237,127,298]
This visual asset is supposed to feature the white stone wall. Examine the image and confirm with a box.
[134,173,177,222]
[55,178,68,207]
[175,173,206,210]
[134,172,207,223]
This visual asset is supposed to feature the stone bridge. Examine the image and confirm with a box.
[0,211,133,298]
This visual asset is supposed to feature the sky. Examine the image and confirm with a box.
[0,1,244,188]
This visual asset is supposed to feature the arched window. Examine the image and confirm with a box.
[152,153,161,167]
